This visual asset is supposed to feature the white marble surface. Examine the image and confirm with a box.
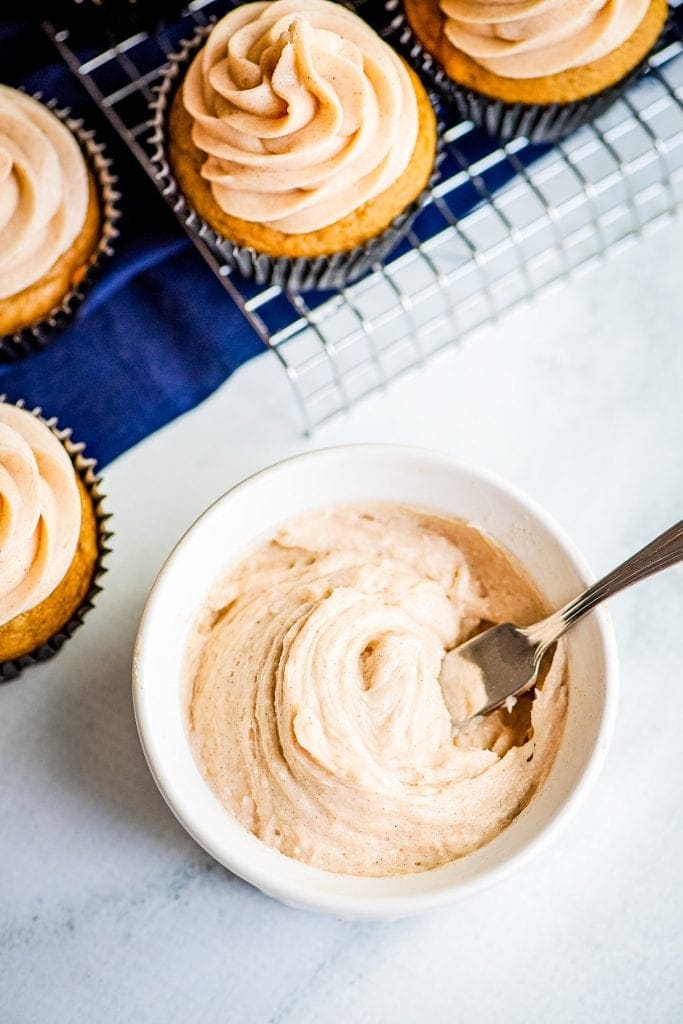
[1,220,682,1023]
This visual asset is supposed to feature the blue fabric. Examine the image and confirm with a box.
[0,18,265,467]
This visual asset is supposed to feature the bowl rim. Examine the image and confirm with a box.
[132,443,619,917]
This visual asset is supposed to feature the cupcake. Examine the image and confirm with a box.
[0,87,119,361]
[393,0,669,142]
[0,400,110,682]
[153,0,439,290]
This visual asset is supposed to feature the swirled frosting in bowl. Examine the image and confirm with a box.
[0,87,89,301]
[187,504,567,877]
[181,0,419,234]
[439,0,650,78]
[0,404,81,628]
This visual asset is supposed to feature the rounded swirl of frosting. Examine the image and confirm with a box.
[439,0,650,78]
[0,86,89,301]
[0,404,81,628]
[188,505,567,876]
[182,0,419,234]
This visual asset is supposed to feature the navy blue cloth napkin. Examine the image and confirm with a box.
[0,19,265,467]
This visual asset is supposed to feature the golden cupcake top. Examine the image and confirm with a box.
[181,0,420,234]
[0,404,81,628]
[0,86,90,301]
[439,0,652,78]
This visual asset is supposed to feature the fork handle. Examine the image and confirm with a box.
[530,519,683,648]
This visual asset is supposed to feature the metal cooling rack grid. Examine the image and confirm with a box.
[43,1,683,431]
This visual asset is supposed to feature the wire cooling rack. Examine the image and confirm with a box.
[42,0,683,432]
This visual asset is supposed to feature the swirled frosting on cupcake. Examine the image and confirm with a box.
[181,0,419,233]
[187,504,567,877]
[439,0,650,78]
[0,87,89,301]
[0,405,81,627]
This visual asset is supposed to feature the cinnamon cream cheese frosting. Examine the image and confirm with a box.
[181,0,420,234]
[187,504,567,877]
[0,87,90,301]
[0,405,81,628]
[439,0,652,78]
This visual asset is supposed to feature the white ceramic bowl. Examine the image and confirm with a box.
[133,445,618,918]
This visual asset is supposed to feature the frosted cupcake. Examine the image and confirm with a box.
[0,87,118,360]
[153,0,439,290]
[393,0,669,141]
[0,401,109,681]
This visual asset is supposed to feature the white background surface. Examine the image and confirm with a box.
[1,220,682,1023]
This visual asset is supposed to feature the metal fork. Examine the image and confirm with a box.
[448,519,683,721]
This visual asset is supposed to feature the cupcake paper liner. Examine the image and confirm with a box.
[383,0,671,144]
[0,399,112,683]
[0,98,120,363]
[149,24,444,292]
